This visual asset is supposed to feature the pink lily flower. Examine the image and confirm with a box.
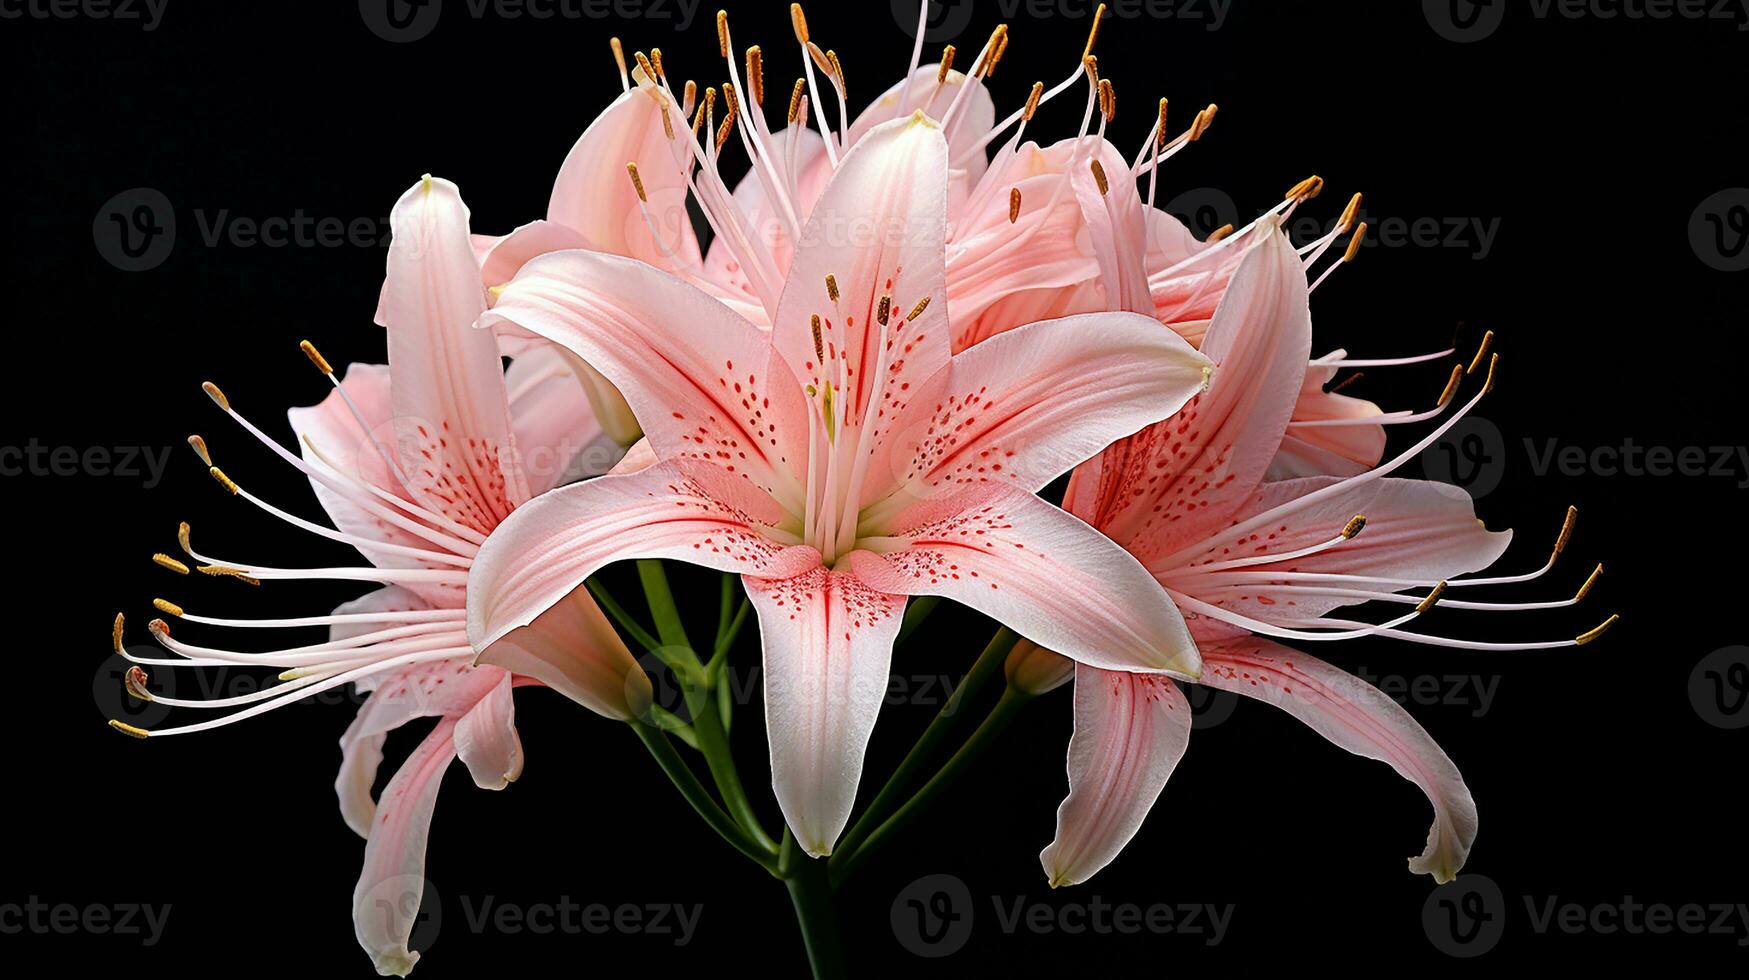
[112,176,650,976]
[468,112,1213,857]
[1029,221,1615,888]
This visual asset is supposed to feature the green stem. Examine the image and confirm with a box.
[691,692,778,853]
[637,559,692,648]
[586,578,660,653]
[896,595,942,645]
[781,834,848,980]
[831,627,1019,861]
[830,686,1033,887]
[632,722,778,874]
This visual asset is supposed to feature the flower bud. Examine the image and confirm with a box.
[476,587,652,721]
[1004,639,1074,696]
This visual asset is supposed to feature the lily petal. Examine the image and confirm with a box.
[1268,363,1388,480]
[504,344,614,494]
[844,483,1199,676]
[746,567,907,857]
[467,461,819,652]
[335,657,504,837]
[352,717,454,977]
[482,250,811,504]
[453,670,522,791]
[1197,636,1479,882]
[868,309,1210,513]
[1065,225,1313,562]
[1041,664,1192,887]
[548,84,701,274]
[773,113,953,454]
[383,176,527,526]
[475,587,651,722]
[1165,477,1512,622]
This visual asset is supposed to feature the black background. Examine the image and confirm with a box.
[6,0,1746,975]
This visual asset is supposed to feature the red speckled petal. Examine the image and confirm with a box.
[843,483,1198,677]
[745,566,907,857]
[1196,636,1478,882]
[467,461,819,652]
[1064,225,1312,565]
[863,309,1209,514]
[352,716,455,977]
[383,177,528,530]
[1041,664,1192,887]
[482,250,811,509]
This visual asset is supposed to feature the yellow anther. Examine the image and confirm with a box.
[177,521,193,555]
[716,9,730,58]
[1415,581,1449,613]
[1436,363,1464,408]
[1343,222,1368,262]
[810,314,825,364]
[1339,192,1363,233]
[152,598,184,618]
[721,81,740,121]
[652,89,675,140]
[807,41,832,77]
[1082,54,1098,83]
[1575,563,1603,602]
[1552,505,1578,561]
[937,45,956,84]
[626,162,648,203]
[1467,329,1495,375]
[1205,223,1235,243]
[1089,159,1109,195]
[1156,98,1169,149]
[827,50,845,92]
[906,296,931,321]
[299,339,334,375]
[1023,81,1044,122]
[746,45,764,105]
[876,295,892,326]
[1480,352,1499,395]
[651,47,664,80]
[198,565,261,586]
[1098,79,1115,123]
[1009,187,1022,224]
[152,553,189,575]
[825,274,840,303]
[201,381,230,411]
[790,2,809,44]
[715,110,736,151]
[609,37,627,78]
[112,612,126,654]
[684,79,698,115]
[187,434,212,465]
[787,78,806,123]
[1575,614,1619,646]
[633,50,655,82]
[1286,175,1325,202]
[108,719,150,739]
[987,29,1009,76]
[1341,515,1367,539]
[209,466,239,495]
[1083,2,1108,59]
